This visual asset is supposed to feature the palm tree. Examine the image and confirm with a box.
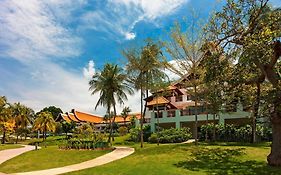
[0,96,11,144]
[123,40,168,148]
[13,103,32,143]
[121,106,131,126]
[33,111,56,140]
[89,63,133,145]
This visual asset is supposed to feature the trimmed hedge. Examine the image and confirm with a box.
[199,123,272,142]
[58,139,109,150]
[148,127,192,143]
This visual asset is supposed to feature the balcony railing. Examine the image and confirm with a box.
[167,110,176,117]
[155,111,163,118]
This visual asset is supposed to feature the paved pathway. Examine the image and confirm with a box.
[0,145,37,165]
[12,147,134,175]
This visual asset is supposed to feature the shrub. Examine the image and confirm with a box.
[199,123,271,142]
[118,126,128,136]
[148,127,191,143]
[128,125,151,142]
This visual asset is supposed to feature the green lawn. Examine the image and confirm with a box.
[63,142,281,175]
[0,144,23,151]
[0,146,111,173]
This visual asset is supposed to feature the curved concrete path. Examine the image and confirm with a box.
[11,147,134,175]
[0,145,37,165]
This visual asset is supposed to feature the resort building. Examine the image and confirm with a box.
[145,77,252,137]
[59,109,141,130]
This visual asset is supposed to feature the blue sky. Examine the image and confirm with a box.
[0,0,280,115]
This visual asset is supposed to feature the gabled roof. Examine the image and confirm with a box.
[147,96,170,106]
[67,112,79,122]
[60,113,71,122]
[73,109,103,123]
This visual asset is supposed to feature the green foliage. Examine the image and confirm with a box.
[59,133,108,150]
[200,123,272,142]
[37,106,63,120]
[128,125,151,142]
[118,126,128,136]
[149,127,192,143]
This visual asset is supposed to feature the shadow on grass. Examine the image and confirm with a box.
[175,147,281,175]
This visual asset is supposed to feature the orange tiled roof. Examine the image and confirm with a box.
[147,96,170,106]
[67,113,79,122]
[73,110,103,123]
[61,113,71,122]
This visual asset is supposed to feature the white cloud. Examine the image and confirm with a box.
[125,32,136,40]
[83,60,95,79]
[80,0,189,40]
[0,0,82,63]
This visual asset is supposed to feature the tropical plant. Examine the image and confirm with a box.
[37,106,63,121]
[61,121,76,139]
[0,96,12,144]
[123,39,168,148]
[121,106,131,126]
[12,103,33,143]
[89,63,133,145]
[33,111,56,140]
[206,0,281,166]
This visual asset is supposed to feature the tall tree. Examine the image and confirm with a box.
[165,19,206,145]
[13,103,33,143]
[206,0,281,166]
[89,63,133,145]
[37,106,63,120]
[123,40,168,148]
[121,106,131,126]
[33,111,56,140]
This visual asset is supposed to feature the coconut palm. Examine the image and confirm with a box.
[0,96,11,144]
[123,40,168,148]
[89,63,133,144]
[121,106,131,126]
[12,103,32,143]
[33,111,56,140]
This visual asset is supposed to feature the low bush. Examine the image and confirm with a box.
[128,125,151,142]
[118,126,128,136]
[148,127,192,143]
[199,123,272,142]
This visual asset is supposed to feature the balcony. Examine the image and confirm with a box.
[155,111,163,118]
[167,110,176,117]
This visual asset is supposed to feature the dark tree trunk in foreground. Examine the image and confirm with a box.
[267,92,281,166]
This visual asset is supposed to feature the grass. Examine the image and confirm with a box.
[63,140,281,175]
[0,146,111,173]
[0,144,23,151]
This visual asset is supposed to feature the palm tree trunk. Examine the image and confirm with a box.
[112,104,118,142]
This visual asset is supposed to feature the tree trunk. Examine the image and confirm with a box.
[16,134,19,144]
[112,104,118,142]
[205,112,209,142]
[156,97,160,146]
[267,96,281,166]
[252,82,260,143]
[213,114,216,141]
[140,86,144,148]
[1,128,6,144]
[194,85,198,145]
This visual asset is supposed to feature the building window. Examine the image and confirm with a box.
[155,112,163,118]
[186,95,191,101]
[175,95,182,102]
